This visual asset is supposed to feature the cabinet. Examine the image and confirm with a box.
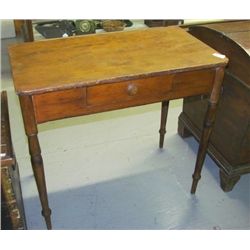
[178,21,250,191]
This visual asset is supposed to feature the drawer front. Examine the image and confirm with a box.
[172,69,215,96]
[87,75,174,108]
[33,88,86,123]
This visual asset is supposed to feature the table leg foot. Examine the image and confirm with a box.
[29,135,52,229]
[219,170,241,192]
[159,100,169,148]
[178,115,192,138]
[190,102,216,193]
[19,95,52,229]
[42,208,52,229]
[190,67,225,194]
[191,173,201,194]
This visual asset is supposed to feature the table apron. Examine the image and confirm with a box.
[32,68,215,124]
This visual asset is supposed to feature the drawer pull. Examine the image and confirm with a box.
[127,84,138,96]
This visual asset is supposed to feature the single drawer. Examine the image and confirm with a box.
[33,88,86,123]
[87,74,174,108]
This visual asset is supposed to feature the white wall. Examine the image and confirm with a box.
[1,20,16,39]
[183,19,224,25]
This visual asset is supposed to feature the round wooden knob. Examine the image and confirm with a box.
[127,84,138,96]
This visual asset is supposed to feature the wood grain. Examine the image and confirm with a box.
[32,69,216,124]
[87,74,173,107]
[33,88,86,123]
[9,26,229,227]
[9,26,227,95]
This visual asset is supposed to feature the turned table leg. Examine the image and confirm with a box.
[159,100,169,148]
[19,95,52,229]
[191,67,225,194]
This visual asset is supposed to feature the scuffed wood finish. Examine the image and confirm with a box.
[87,74,173,107]
[33,69,215,124]
[9,26,228,228]
[9,27,227,95]
[33,88,87,123]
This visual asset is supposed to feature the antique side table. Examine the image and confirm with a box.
[9,27,228,229]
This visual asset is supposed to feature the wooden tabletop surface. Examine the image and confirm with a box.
[9,26,228,95]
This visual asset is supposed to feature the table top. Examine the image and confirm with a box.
[9,26,228,95]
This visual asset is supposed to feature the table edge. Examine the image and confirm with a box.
[15,62,228,96]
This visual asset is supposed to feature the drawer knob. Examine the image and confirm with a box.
[127,84,138,96]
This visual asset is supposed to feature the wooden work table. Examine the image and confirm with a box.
[8,27,228,229]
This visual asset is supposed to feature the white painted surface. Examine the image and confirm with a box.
[1,20,16,38]
[183,19,224,25]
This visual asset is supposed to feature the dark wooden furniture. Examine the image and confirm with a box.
[1,91,27,230]
[21,20,34,42]
[144,20,183,27]
[178,21,250,191]
[9,27,227,229]
[14,20,34,42]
